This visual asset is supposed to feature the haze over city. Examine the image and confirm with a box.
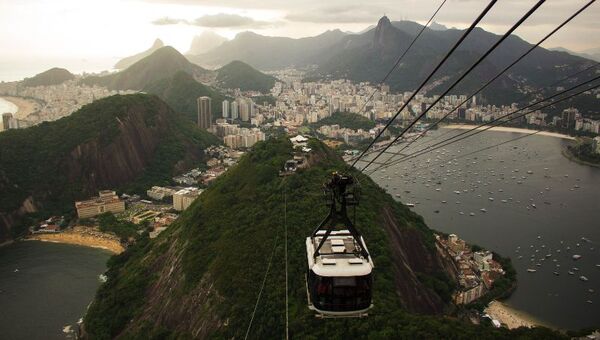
[1,0,599,81]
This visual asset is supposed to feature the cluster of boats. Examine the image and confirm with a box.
[370,137,598,308]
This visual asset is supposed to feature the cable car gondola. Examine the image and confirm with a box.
[306,172,374,317]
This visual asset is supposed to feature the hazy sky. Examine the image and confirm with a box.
[0,0,598,77]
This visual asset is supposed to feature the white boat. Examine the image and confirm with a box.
[406,203,415,207]
[480,208,487,213]
[579,276,588,282]
[573,255,582,260]
[527,269,537,273]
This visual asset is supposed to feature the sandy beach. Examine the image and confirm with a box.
[443,124,575,140]
[27,226,124,254]
[484,300,548,329]
[0,96,40,120]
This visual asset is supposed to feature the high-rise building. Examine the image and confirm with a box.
[240,99,250,122]
[249,99,256,117]
[231,101,239,120]
[2,112,13,131]
[222,100,229,118]
[562,107,578,129]
[197,96,212,130]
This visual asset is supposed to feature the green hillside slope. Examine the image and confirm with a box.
[216,60,277,92]
[0,94,218,241]
[83,138,562,339]
[143,71,228,122]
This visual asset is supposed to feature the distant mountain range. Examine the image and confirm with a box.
[550,46,600,62]
[83,46,276,94]
[187,31,228,55]
[0,94,217,241]
[187,29,347,70]
[82,46,211,91]
[114,38,165,70]
[22,67,75,87]
[189,16,596,105]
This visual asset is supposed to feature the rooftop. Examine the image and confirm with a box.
[306,230,373,277]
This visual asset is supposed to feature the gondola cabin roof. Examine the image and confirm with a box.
[306,230,374,277]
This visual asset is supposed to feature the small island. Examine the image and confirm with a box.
[563,136,600,167]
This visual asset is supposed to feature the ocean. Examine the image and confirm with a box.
[0,241,110,339]
[368,128,600,330]
[0,56,119,82]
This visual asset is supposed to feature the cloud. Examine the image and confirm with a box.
[192,13,271,28]
[286,5,385,24]
[151,17,187,25]
[151,13,275,28]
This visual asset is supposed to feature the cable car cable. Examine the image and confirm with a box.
[402,62,599,156]
[368,80,600,173]
[415,130,541,171]
[367,79,600,173]
[349,0,448,123]
[367,73,600,173]
[244,217,280,340]
[349,0,498,169]
[284,186,289,340]
[373,0,596,165]
[359,0,547,172]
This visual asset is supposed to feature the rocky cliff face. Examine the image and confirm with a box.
[0,94,216,242]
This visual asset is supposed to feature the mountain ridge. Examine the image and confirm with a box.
[0,94,217,241]
[83,46,210,91]
[114,38,165,70]
[188,16,595,105]
[22,67,75,87]
[215,60,277,92]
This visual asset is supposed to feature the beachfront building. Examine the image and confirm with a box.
[173,187,203,211]
[146,186,177,201]
[75,190,125,219]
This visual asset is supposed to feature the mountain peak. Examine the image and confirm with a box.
[152,39,164,48]
[373,15,398,48]
[377,15,391,27]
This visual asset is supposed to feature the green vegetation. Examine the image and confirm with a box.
[311,111,376,131]
[252,95,277,106]
[97,212,139,242]
[566,137,600,165]
[0,94,218,239]
[84,235,153,339]
[22,67,74,87]
[82,46,208,90]
[216,60,277,92]
[84,137,563,339]
[143,71,228,123]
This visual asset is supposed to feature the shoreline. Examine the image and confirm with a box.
[442,124,575,140]
[484,300,551,330]
[26,226,124,254]
[561,145,600,169]
[0,96,40,120]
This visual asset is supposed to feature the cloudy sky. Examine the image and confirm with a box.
[0,0,598,80]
